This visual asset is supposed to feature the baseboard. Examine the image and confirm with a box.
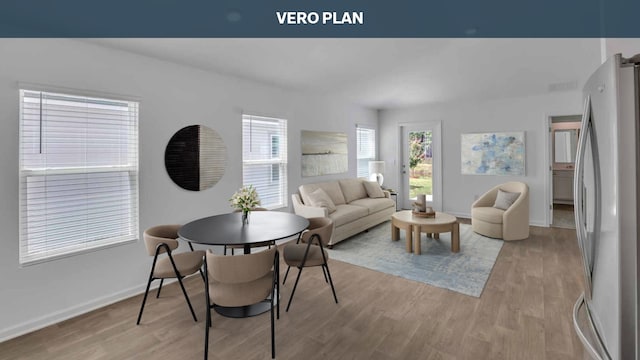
[530,220,548,228]
[0,279,175,343]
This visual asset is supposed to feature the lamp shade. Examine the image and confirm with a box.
[368,161,385,186]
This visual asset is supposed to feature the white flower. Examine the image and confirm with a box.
[229,185,261,212]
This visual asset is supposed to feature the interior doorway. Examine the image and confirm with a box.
[548,115,581,229]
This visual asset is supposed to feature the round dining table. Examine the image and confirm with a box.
[178,211,309,317]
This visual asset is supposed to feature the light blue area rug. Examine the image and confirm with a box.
[327,222,503,297]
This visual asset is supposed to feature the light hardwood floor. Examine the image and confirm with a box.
[0,224,585,359]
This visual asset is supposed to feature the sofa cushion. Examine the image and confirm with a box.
[328,204,369,227]
[363,181,385,198]
[338,179,368,203]
[307,188,337,213]
[471,206,504,224]
[299,182,346,206]
[349,198,395,214]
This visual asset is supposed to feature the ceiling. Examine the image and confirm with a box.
[88,38,602,109]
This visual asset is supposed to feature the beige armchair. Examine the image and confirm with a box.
[471,182,529,241]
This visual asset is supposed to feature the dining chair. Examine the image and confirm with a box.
[282,217,338,312]
[137,224,205,325]
[225,207,272,255]
[204,246,279,359]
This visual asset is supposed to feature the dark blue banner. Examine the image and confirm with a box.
[0,0,638,37]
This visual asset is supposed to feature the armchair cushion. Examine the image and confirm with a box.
[471,206,504,224]
[493,189,520,210]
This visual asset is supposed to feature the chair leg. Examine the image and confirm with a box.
[224,245,227,256]
[283,265,291,284]
[156,278,164,298]
[136,269,153,325]
[321,266,328,283]
[323,264,339,304]
[286,267,304,312]
[275,259,280,319]
[176,276,198,322]
[204,257,211,360]
[204,303,210,360]
[271,286,276,358]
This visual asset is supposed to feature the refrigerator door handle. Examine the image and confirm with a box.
[574,96,593,297]
[573,292,612,360]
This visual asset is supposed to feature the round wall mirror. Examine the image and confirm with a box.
[165,125,227,191]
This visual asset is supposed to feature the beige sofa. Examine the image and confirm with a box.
[291,179,396,246]
[471,181,529,241]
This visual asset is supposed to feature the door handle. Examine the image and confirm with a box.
[574,96,593,298]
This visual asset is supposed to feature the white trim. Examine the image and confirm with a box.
[545,112,582,227]
[17,81,141,102]
[398,121,442,211]
[546,115,554,227]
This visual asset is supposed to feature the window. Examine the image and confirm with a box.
[242,115,287,209]
[270,135,280,182]
[356,126,376,178]
[19,89,139,265]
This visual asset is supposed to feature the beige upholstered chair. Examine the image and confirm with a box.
[471,182,530,241]
[282,217,338,312]
[137,225,205,325]
[204,247,279,359]
[225,207,270,255]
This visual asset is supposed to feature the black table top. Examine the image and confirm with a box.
[178,211,310,246]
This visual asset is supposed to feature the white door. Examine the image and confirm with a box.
[400,122,442,211]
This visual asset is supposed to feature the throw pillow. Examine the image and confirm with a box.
[338,179,368,203]
[363,181,385,198]
[493,189,520,210]
[307,188,337,213]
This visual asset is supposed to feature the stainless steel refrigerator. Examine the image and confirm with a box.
[573,53,639,360]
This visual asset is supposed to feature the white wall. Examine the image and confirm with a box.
[0,39,377,340]
[379,91,584,226]
[602,38,640,62]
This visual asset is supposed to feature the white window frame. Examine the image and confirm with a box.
[18,88,139,265]
[356,125,377,179]
[242,114,288,210]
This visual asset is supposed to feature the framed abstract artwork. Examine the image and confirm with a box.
[461,132,525,175]
[301,130,348,177]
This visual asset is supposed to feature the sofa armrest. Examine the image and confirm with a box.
[383,190,390,198]
[291,194,329,218]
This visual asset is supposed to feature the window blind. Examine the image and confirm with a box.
[356,126,376,178]
[242,115,288,209]
[19,89,139,265]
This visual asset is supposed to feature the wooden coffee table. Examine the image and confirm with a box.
[391,210,460,254]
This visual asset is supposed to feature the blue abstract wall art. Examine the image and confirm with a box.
[461,132,525,175]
